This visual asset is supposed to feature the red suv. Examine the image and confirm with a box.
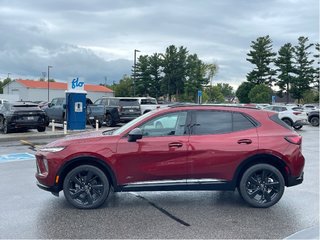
[35,105,304,209]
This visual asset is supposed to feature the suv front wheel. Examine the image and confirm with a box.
[63,165,110,209]
[238,164,285,208]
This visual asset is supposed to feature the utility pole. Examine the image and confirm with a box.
[47,66,53,102]
[133,49,140,96]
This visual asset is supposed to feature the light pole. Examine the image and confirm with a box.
[133,49,140,96]
[47,66,52,102]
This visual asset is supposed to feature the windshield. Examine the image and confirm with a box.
[119,99,139,106]
[112,110,156,135]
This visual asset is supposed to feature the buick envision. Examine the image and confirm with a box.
[36,105,304,209]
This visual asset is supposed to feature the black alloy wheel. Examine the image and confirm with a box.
[63,165,110,209]
[37,126,46,132]
[105,113,113,127]
[239,164,285,208]
[310,116,319,127]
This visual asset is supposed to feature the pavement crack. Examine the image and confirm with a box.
[131,193,190,227]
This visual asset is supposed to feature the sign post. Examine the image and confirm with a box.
[197,90,202,104]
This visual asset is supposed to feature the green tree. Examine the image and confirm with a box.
[114,75,133,97]
[246,35,277,85]
[135,55,152,96]
[204,85,224,103]
[183,54,208,102]
[248,84,272,103]
[275,43,295,103]
[0,78,12,94]
[291,36,315,103]
[162,45,188,101]
[236,82,255,103]
[148,53,163,98]
[216,83,234,100]
[313,43,320,91]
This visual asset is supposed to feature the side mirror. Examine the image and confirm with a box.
[128,128,143,142]
[48,103,52,108]
[63,104,66,109]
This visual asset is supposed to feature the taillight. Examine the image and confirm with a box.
[284,136,302,145]
[293,112,301,115]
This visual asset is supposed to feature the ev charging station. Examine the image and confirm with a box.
[66,77,87,130]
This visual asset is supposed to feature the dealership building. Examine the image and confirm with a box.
[3,79,114,102]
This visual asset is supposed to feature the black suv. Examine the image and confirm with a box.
[0,102,47,133]
[307,110,319,126]
[94,97,141,123]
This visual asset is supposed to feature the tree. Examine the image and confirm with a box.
[204,85,224,103]
[313,43,320,91]
[0,78,12,94]
[183,54,209,102]
[275,43,295,103]
[216,83,234,100]
[291,36,314,103]
[236,82,255,103]
[148,53,163,99]
[248,84,272,103]
[135,55,152,96]
[114,75,133,97]
[246,35,277,85]
[162,45,188,101]
[204,63,218,85]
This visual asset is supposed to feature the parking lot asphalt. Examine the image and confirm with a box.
[0,125,319,239]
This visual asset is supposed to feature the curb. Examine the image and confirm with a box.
[0,131,88,143]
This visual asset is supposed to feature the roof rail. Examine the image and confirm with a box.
[168,103,260,109]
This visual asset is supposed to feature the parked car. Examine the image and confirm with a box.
[131,97,160,114]
[302,104,318,112]
[263,105,308,130]
[94,97,141,123]
[44,97,118,127]
[307,110,319,127]
[0,101,47,133]
[35,105,304,209]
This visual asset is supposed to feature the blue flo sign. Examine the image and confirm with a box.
[68,77,85,92]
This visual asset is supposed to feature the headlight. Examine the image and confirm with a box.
[40,146,66,152]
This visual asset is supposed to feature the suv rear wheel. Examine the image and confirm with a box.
[310,116,319,127]
[63,165,110,209]
[238,164,285,208]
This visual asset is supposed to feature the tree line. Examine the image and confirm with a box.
[110,45,236,103]
[236,36,319,103]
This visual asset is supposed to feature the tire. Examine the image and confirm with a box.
[3,119,10,134]
[91,120,102,128]
[310,116,319,127]
[282,118,293,127]
[0,115,4,131]
[105,113,114,127]
[238,164,285,208]
[37,126,46,132]
[63,165,110,209]
[293,125,303,130]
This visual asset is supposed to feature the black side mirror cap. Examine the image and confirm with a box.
[128,128,143,142]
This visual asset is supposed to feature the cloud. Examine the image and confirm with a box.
[0,0,318,87]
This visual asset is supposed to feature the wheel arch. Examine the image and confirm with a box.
[55,156,117,191]
[233,154,289,188]
[281,117,293,126]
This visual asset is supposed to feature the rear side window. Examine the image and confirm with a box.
[141,99,157,104]
[192,111,256,135]
[119,99,139,106]
[270,113,292,130]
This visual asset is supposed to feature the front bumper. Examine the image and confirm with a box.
[37,182,60,196]
[287,171,304,187]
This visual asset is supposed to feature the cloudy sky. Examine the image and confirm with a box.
[0,0,318,88]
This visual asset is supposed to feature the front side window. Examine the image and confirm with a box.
[139,111,188,137]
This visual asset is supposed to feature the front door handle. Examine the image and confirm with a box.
[237,139,252,144]
[168,142,183,148]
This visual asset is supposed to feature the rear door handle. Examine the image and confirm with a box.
[237,139,252,144]
[168,142,183,148]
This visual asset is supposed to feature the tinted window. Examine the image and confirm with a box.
[109,99,119,105]
[141,99,157,104]
[139,111,188,137]
[94,99,102,105]
[233,112,255,131]
[193,111,232,134]
[119,99,139,106]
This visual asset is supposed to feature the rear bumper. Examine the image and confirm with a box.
[287,171,304,187]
